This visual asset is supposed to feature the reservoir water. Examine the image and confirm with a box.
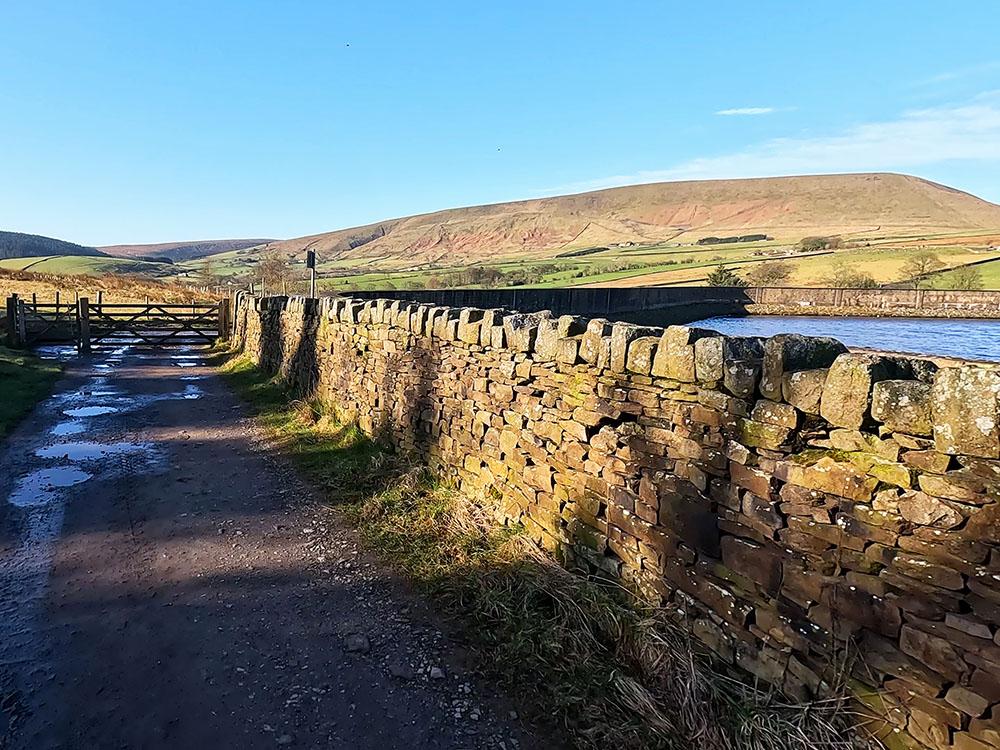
[691,316,1000,363]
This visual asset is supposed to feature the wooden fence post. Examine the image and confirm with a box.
[16,299,26,345]
[5,295,17,347]
[218,298,232,341]
[79,297,91,352]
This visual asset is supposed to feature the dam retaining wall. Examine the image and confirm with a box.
[351,286,1000,321]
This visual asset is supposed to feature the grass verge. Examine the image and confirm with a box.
[219,352,870,750]
[0,345,61,439]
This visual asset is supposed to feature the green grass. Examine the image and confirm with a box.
[0,345,61,438]
[218,351,864,750]
[932,258,1000,289]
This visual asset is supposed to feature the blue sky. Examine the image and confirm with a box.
[2,1,999,246]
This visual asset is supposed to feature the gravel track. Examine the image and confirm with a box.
[0,347,533,750]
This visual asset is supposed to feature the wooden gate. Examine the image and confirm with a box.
[3,295,78,345]
[85,301,227,348]
[4,295,231,349]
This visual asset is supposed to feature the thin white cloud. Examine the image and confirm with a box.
[716,107,774,116]
[543,91,1000,194]
[914,61,1000,87]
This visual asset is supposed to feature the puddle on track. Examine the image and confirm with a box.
[63,406,119,418]
[57,385,203,419]
[8,467,93,508]
[34,345,78,361]
[180,385,203,400]
[0,341,183,715]
[35,442,152,461]
[50,421,86,437]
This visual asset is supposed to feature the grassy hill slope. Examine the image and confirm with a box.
[0,231,103,261]
[101,238,274,262]
[0,255,172,277]
[249,173,1000,270]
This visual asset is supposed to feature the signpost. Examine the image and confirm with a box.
[307,249,317,298]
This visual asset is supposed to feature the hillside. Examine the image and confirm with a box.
[0,255,172,277]
[0,231,103,261]
[251,173,1000,269]
[101,238,273,262]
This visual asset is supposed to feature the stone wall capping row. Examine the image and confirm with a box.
[321,295,1000,457]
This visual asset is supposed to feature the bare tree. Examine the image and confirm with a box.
[197,257,219,288]
[822,261,878,288]
[259,250,292,293]
[746,261,795,287]
[949,265,985,290]
[901,251,945,288]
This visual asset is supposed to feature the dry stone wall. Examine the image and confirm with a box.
[235,294,1000,750]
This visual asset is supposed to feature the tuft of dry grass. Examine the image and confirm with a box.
[219,353,875,750]
[358,482,870,750]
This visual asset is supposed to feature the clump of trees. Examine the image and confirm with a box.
[947,265,984,290]
[696,234,770,246]
[798,236,843,252]
[705,265,749,287]
[419,259,665,289]
[421,264,559,289]
[746,261,795,287]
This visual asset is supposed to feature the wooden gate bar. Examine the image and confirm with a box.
[17,303,75,344]
[5,295,17,347]
[79,297,91,352]
[16,300,27,344]
[219,298,231,341]
[88,304,220,346]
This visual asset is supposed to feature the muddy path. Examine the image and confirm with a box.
[0,346,532,750]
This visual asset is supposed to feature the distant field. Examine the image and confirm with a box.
[592,246,1000,288]
[175,249,263,278]
[0,255,172,277]
[15,237,1000,294]
[288,239,1000,291]
[933,258,1000,288]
